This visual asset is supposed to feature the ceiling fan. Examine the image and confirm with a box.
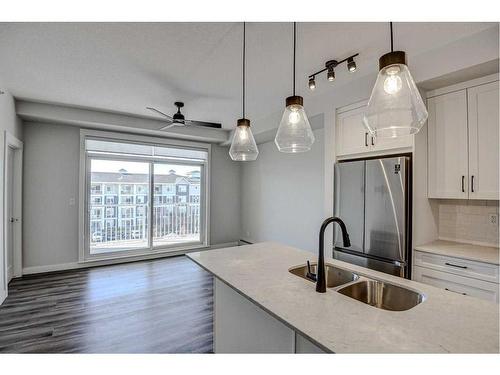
[147,102,222,130]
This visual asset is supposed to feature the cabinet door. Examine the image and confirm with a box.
[427,90,469,198]
[336,105,370,156]
[372,133,413,152]
[467,81,499,200]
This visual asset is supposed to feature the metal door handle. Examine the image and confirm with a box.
[365,132,368,147]
[461,176,465,192]
[445,262,468,269]
[371,136,375,146]
[445,288,467,296]
[471,175,475,193]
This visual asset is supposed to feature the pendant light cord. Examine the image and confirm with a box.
[390,21,394,52]
[293,22,296,96]
[242,22,246,118]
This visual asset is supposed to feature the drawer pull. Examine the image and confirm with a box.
[445,262,468,269]
[365,132,368,147]
[445,288,467,296]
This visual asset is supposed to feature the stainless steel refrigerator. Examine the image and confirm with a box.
[333,156,412,278]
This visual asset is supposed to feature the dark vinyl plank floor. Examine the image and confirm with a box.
[0,255,213,353]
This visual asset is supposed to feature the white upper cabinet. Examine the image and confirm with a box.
[336,105,370,156]
[467,81,499,200]
[427,76,499,200]
[427,90,469,199]
[336,102,413,158]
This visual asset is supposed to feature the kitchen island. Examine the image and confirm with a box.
[187,242,499,353]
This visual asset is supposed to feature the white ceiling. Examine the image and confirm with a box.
[0,22,496,132]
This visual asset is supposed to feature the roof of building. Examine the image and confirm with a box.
[91,172,199,184]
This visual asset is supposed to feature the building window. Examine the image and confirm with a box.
[82,133,209,262]
[91,183,102,195]
[120,195,134,205]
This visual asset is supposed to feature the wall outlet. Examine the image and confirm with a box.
[489,214,498,225]
[69,198,76,206]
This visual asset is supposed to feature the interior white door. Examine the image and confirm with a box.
[427,90,469,198]
[336,105,370,156]
[6,147,15,282]
[467,81,499,200]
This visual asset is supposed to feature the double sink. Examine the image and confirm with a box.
[289,263,424,311]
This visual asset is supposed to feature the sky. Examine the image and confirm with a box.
[91,160,200,176]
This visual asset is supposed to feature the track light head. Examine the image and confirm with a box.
[308,76,316,90]
[347,57,357,72]
[327,67,335,82]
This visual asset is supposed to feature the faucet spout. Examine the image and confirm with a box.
[317,217,351,293]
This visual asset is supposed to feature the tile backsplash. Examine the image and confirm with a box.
[438,200,499,247]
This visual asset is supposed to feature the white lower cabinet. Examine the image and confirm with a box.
[214,279,326,353]
[413,251,499,303]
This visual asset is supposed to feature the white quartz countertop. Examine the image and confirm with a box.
[187,242,499,353]
[415,240,500,265]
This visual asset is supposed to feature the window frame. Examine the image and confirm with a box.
[79,129,211,263]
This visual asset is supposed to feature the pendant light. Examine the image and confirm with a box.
[229,22,259,161]
[275,22,315,153]
[363,22,428,138]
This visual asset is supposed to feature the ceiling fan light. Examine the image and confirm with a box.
[229,119,259,161]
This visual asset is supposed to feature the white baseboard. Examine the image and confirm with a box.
[22,241,240,275]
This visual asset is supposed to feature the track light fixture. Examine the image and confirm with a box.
[308,53,358,90]
[308,76,316,90]
[347,57,357,72]
[327,65,335,81]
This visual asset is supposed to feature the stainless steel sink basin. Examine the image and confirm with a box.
[289,263,359,288]
[337,280,424,311]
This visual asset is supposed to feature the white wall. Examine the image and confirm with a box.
[0,89,23,300]
[22,121,240,269]
[241,124,324,253]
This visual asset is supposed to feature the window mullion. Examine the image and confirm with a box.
[149,161,154,251]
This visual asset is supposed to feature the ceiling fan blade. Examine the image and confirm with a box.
[159,123,178,131]
[146,107,173,121]
[185,119,222,129]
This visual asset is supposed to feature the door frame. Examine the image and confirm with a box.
[3,131,23,288]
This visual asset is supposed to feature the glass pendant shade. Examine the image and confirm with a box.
[363,52,428,138]
[229,119,259,161]
[275,96,315,153]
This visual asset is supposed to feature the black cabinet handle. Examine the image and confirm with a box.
[371,136,375,146]
[471,175,475,193]
[445,262,468,269]
[365,132,368,147]
[461,176,465,192]
[445,288,467,296]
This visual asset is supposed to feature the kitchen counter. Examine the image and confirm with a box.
[415,240,500,265]
[187,242,499,353]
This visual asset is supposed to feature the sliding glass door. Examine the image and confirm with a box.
[83,136,209,261]
[89,158,151,255]
[152,163,202,248]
